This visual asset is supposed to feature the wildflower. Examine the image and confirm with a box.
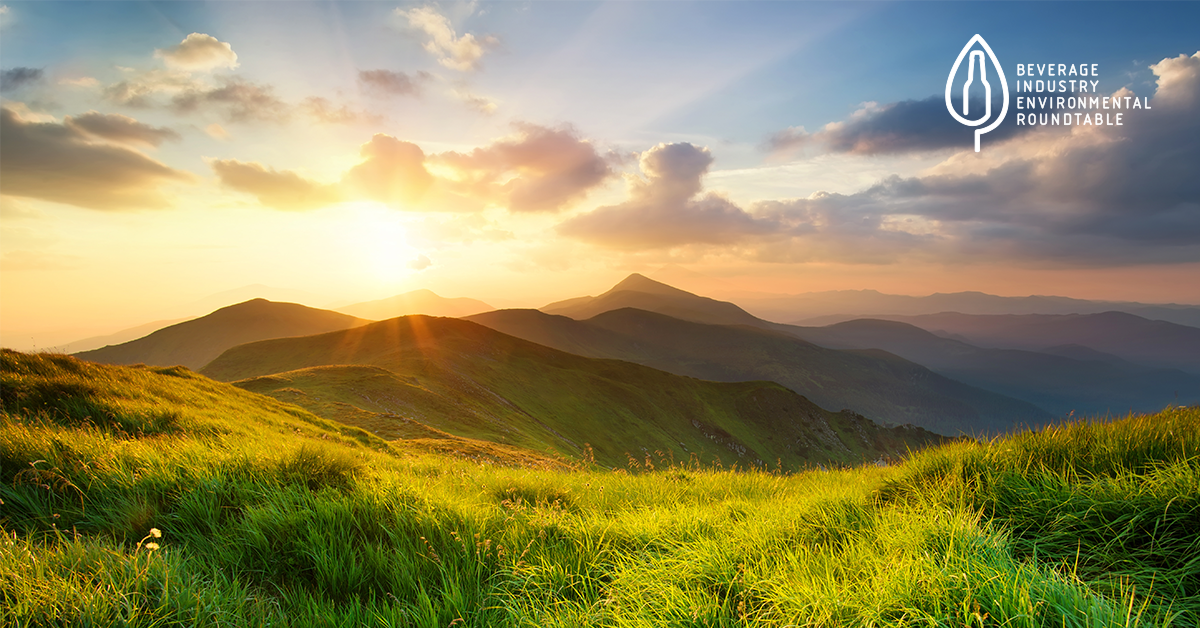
[149,528,162,538]
[145,542,160,551]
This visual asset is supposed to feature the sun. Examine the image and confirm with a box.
[334,201,424,288]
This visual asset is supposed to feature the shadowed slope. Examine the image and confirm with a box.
[468,307,1049,436]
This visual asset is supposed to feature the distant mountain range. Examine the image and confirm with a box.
[468,307,1047,436]
[200,316,943,468]
[831,312,1200,376]
[336,289,493,320]
[752,290,1200,328]
[530,274,1195,421]
[66,274,1194,454]
[75,300,370,370]
[787,319,1200,416]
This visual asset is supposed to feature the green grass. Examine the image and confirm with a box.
[2,350,1196,626]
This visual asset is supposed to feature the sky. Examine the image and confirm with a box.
[2,1,1199,348]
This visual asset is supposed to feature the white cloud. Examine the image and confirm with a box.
[398,6,496,72]
[155,33,239,72]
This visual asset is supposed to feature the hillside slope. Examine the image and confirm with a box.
[202,316,944,468]
[468,308,1048,435]
[74,299,371,371]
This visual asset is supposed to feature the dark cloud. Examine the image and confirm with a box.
[563,51,1200,266]
[211,159,343,210]
[0,107,194,210]
[64,111,181,148]
[435,123,613,212]
[766,96,1036,157]
[1,67,43,91]
[358,69,428,97]
[171,77,289,123]
[558,143,776,248]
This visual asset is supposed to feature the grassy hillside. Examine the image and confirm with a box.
[75,299,371,370]
[2,350,1196,626]
[468,308,1049,435]
[200,317,940,469]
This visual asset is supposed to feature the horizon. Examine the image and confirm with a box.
[3,1,1200,346]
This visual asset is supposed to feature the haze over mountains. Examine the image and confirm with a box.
[336,289,493,320]
[764,290,1200,328]
[789,319,1200,416]
[837,312,1200,376]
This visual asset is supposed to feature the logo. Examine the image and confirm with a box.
[946,34,1009,152]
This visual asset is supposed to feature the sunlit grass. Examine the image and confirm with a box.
[2,350,1195,626]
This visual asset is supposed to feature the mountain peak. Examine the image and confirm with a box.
[607,273,693,297]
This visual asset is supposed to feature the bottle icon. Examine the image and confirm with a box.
[946,35,1009,152]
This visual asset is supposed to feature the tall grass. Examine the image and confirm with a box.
[2,350,1195,626]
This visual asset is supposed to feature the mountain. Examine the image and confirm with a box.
[466,308,1049,436]
[787,319,1200,416]
[200,315,945,468]
[517,273,1192,424]
[74,299,370,371]
[542,273,763,327]
[337,289,494,320]
[181,284,329,317]
[53,317,195,354]
[766,291,1200,328]
[848,312,1200,375]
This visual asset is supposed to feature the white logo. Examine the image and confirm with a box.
[946,34,1009,152]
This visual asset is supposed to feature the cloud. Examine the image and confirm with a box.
[171,77,288,123]
[300,96,384,125]
[155,33,239,71]
[408,254,433,271]
[205,123,229,140]
[342,134,437,206]
[559,142,775,248]
[59,76,99,88]
[766,97,1034,158]
[398,6,497,71]
[359,69,428,97]
[454,90,497,114]
[434,123,613,212]
[217,125,613,214]
[563,52,1200,267]
[1,67,43,91]
[210,159,343,211]
[103,69,202,108]
[0,106,194,211]
[64,111,181,148]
